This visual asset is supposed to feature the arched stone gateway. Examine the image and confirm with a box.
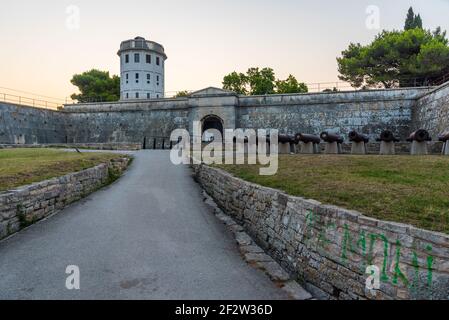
[201,115,224,142]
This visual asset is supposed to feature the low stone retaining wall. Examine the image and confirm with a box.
[0,158,130,240]
[194,164,449,300]
[0,143,142,150]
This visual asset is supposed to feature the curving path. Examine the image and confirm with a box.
[0,150,290,299]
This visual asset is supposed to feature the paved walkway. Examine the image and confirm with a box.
[0,150,289,299]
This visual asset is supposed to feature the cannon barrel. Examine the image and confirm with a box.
[320,131,343,144]
[232,136,273,144]
[278,134,295,144]
[406,129,432,142]
[294,133,321,144]
[376,130,399,143]
[438,131,449,142]
[348,131,369,143]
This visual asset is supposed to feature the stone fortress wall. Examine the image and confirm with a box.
[0,102,68,145]
[413,81,449,138]
[0,84,448,147]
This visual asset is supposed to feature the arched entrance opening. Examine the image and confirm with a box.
[201,115,224,142]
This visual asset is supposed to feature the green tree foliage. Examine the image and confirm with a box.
[246,67,276,95]
[404,7,422,30]
[222,71,248,94]
[174,90,190,98]
[70,69,120,102]
[337,28,449,88]
[223,68,308,95]
[275,75,308,94]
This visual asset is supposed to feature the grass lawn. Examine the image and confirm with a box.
[215,155,449,234]
[0,148,129,192]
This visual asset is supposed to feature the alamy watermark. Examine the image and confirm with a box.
[365,5,380,30]
[65,5,81,31]
[365,265,380,291]
[65,265,80,290]
[169,121,279,175]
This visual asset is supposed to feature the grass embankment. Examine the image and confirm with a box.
[0,148,129,192]
[216,155,449,233]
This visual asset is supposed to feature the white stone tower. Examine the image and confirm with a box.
[117,36,167,100]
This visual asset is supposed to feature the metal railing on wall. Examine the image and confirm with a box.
[0,92,64,110]
[164,73,449,98]
[3,72,449,110]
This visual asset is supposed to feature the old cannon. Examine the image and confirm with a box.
[438,131,449,155]
[348,130,369,154]
[407,129,432,155]
[278,134,295,154]
[294,133,321,154]
[320,131,343,154]
[376,130,400,143]
[406,129,432,143]
[376,130,399,155]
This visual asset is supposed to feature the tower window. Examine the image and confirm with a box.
[125,54,129,63]
[136,92,139,99]
[136,73,139,83]
[134,53,140,63]
[156,57,160,65]
[147,74,150,84]
[147,93,150,99]
[146,54,151,64]
[126,93,129,99]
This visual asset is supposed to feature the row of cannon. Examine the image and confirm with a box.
[275,129,449,155]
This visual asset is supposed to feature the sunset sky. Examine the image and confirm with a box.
[0,0,448,102]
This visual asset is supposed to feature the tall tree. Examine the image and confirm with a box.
[337,28,449,88]
[404,7,415,30]
[414,14,423,29]
[70,69,120,102]
[404,7,423,30]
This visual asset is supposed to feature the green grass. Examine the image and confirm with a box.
[215,155,449,234]
[0,148,129,192]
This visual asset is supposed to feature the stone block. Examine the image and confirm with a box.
[281,280,312,300]
[410,141,428,155]
[351,141,366,155]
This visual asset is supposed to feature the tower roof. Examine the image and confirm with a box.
[117,36,167,59]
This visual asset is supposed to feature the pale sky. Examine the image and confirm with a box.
[0,0,448,102]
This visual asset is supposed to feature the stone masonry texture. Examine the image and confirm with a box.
[193,164,449,300]
[0,158,130,241]
[413,82,449,138]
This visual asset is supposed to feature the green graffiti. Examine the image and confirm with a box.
[304,210,315,245]
[392,240,409,286]
[357,230,367,272]
[298,210,438,291]
[426,245,434,288]
[410,251,419,292]
[318,222,336,249]
[368,233,389,282]
[341,223,356,263]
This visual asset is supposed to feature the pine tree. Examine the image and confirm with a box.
[414,14,423,29]
[404,7,423,30]
[404,7,415,30]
